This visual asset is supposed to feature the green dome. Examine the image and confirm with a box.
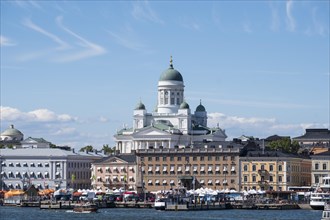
[196,100,206,112]
[1,125,23,136]
[180,101,190,109]
[159,57,183,82]
[135,101,146,110]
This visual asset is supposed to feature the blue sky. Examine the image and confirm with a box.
[1,1,329,150]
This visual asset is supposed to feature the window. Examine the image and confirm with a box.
[215,156,220,161]
[208,156,212,161]
[279,176,282,182]
[323,163,327,170]
[231,156,235,161]
[269,176,273,182]
[244,165,248,171]
[193,156,197,161]
[261,165,265,170]
[140,157,144,162]
[170,156,174,161]
[185,156,189,162]
[223,156,227,161]
[177,157,182,161]
[155,157,159,161]
[269,165,273,171]
[278,165,282,171]
[148,157,152,161]
[252,165,256,171]
[171,98,175,105]
[252,176,256,182]
[244,176,248,182]
[200,156,204,161]
[162,156,167,161]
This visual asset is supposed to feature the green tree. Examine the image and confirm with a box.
[79,145,94,152]
[102,144,116,155]
[268,138,300,154]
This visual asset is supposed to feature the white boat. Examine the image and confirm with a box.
[154,198,167,210]
[310,192,330,210]
[322,203,330,220]
[310,177,330,210]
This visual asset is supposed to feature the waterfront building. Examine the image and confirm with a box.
[21,137,50,148]
[310,149,330,186]
[240,150,311,191]
[293,128,330,149]
[91,154,137,191]
[135,142,241,193]
[0,125,24,148]
[0,148,104,190]
[114,57,227,154]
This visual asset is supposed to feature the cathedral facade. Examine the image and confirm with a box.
[114,58,227,153]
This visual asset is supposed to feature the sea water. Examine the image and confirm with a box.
[0,206,321,220]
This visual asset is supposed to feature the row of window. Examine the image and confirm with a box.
[68,162,90,169]
[141,156,236,162]
[314,163,328,170]
[95,176,135,183]
[243,175,284,182]
[146,179,234,186]
[96,166,134,173]
[243,164,282,172]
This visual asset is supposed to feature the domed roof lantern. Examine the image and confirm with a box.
[159,56,183,82]
[135,100,146,110]
[196,99,206,112]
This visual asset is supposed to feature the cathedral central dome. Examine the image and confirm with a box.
[159,57,183,82]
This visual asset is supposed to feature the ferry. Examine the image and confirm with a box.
[322,203,330,220]
[310,177,330,210]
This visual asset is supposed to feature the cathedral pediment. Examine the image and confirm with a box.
[132,126,170,137]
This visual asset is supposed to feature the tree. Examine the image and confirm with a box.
[102,144,116,155]
[268,138,300,154]
[79,145,94,152]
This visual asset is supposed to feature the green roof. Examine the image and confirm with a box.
[180,101,190,109]
[135,101,146,110]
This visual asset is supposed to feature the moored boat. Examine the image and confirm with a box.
[310,177,330,210]
[322,203,330,220]
[73,202,98,213]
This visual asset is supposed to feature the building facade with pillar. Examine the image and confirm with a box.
[114,57,227,153]
[0,148,104,190]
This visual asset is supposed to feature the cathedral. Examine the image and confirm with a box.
[114,57,227,153]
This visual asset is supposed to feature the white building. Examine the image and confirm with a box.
[0,148,105,190]
[0,125,24,148]
[114,57,227,153]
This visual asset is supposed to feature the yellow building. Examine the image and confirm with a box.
[240,151,311,191]
[136,147,240,192]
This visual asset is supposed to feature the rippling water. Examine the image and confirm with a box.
[0,206,322,220]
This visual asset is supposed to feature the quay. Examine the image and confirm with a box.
[230,202,300,210]
[166,203,227,211]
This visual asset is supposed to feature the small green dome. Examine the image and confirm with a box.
[180,101,190,109]
[1,125,23,136]
[159,56,183,82]
[135,101,146,110]
[196,100,206,112]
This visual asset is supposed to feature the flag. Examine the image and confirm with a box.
[71,174,76,182]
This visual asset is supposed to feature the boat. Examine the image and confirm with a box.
[310,177,330,210]
[310,192,330,210]
[322,203,330,220]
[73,202,98,213]
[154,198,167,210]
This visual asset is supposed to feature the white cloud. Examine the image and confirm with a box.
[0,106,76,122]
[286,0,295,32]
[55,16,106,62]
[131,1,164,24]
[99,116,109,123]
[207,111,329,139]
[269,3,280,32]
[53,127,77,135]
[22,18,70,50]
[108,30,146,51]
[0,35,16,47]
